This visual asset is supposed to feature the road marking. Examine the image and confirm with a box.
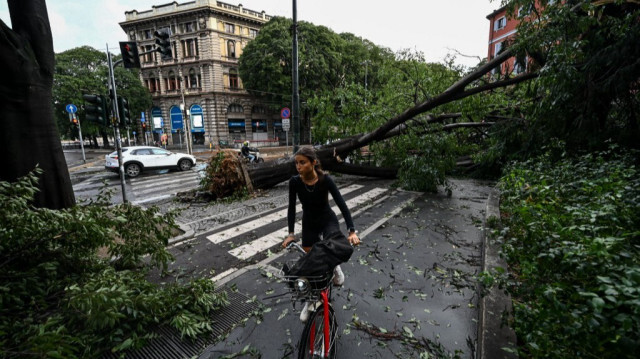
[211,267,237,283]
[131,194,171,205]
[228,187,388,260]
[215,191,421,287]
[134,178,200,196]
[206,184,363,244]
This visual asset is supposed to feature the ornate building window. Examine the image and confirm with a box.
[168,70,177,90]
[188,68,200,89]
[182,39,198,58]
[225,23,235,33]
[228,103,243,113]
[227,40,236,58]
[229,69,239,89]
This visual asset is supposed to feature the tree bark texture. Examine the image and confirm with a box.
[0,0,75,209]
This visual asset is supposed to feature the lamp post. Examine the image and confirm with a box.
[179,77,193,155]
[180,100,193,155]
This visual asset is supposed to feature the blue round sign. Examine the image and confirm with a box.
[66,104,77,114]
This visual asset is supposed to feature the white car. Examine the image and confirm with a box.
[105,146,196,178]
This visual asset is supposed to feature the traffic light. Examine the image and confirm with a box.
[71,117,79,126]
[82,94,109,126]
[118,97,131,127]
[142,122,147,131]
[154,29,172,60]
[119,41,140,68]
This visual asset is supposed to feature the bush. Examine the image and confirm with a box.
[498,145,640,358]
[0,169,228,358]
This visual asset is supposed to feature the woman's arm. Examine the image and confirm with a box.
[326,176,355,232]
[287,177,297,234]
[283,177,298,248]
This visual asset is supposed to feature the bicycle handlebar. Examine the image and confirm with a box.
[286,241,307,254]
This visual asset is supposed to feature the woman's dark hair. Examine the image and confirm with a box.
[295,146,324,176]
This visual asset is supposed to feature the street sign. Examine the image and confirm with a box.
[141,112,146,122]
[132,131,137,135]
[281,107,291,119]
[65,104,77,114]
[282,118,290,131]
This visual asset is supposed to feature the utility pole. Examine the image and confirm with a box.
[107,43,128,203]
[292,0,300,153]
[180,82,193,155]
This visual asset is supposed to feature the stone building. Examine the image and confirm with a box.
[119,0,286,147]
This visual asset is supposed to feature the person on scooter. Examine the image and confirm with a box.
[241,141,257,163]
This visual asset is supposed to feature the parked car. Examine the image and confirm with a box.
[105,146,196,178]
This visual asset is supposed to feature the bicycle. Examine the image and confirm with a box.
[281,241,338,359]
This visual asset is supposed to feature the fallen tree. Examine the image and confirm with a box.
[236,48,539,190]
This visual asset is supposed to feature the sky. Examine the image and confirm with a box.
[0,0,500,68]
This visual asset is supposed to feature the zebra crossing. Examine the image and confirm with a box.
[129,170,203,205]
[204,184,392,261]
[71,169,203,205]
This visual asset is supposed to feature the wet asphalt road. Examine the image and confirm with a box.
[197,179,492,359]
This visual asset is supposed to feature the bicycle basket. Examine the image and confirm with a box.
[279,262,333,297]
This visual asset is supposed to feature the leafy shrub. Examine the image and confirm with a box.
[0,169,228,358]
[498,146,640,358]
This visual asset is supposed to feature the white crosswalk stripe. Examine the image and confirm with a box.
[130,170,202,203]
[206,184,363,244]
[228,187,388,260]
[72,170,202,204]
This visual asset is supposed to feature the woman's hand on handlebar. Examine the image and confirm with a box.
[348,231,360,246]
[282,234,296,248]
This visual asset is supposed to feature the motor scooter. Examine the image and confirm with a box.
[239,149,264,164]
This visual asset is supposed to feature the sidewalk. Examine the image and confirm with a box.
[194,179,513,358]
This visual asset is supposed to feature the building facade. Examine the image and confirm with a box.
[120,0,286,147]
[486,1,557,75]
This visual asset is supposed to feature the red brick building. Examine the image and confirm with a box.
[486,1,556,74]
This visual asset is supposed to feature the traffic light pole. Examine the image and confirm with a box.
[69,113,86,163]
[292,0,301,153]
[107,44,128,204]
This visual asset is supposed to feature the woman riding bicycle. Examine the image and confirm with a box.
[281,146,360,320]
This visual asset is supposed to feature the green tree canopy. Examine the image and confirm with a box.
[238,16,394,109]
[53,46,152,144]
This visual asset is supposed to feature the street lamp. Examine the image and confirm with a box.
[179,101,192,155]
[179,78,193,155]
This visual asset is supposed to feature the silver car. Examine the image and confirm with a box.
[105,146,196,178]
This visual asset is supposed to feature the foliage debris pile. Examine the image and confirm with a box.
[493,145,640,358]
[0,169,228,357]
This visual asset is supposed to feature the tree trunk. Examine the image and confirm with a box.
[0,0,75,209]
[244,50,538,190]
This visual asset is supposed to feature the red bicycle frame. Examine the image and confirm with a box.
[308,288,331,357]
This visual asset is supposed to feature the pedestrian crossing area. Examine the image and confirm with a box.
[72,169,202,205]
[205,184,391,261]
[130,170,202,205]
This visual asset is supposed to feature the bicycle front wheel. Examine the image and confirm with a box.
[298,305,337,359]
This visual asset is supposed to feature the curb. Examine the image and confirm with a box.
[478,188,518,359]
